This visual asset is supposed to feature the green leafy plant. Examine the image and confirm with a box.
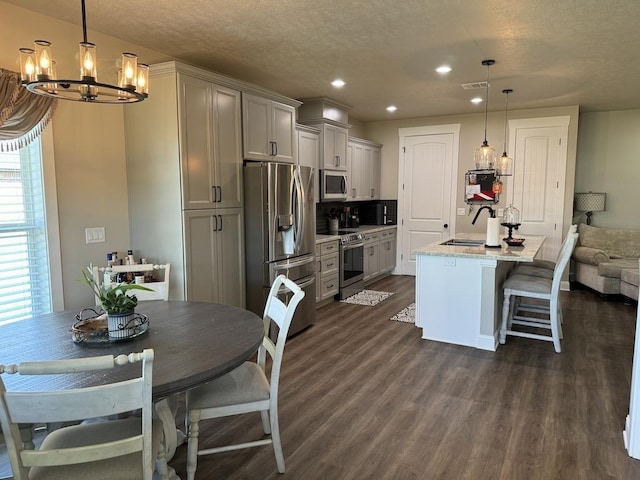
[81,267,154,315]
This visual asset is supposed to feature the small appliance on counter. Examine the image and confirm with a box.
[356,200,398,226]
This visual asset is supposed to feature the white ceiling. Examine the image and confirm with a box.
[6,0,640,122]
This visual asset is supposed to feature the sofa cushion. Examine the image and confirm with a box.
[578,223,640,258]
[621,268,640,288]
[572,246,610,266]
[597,258,639,278]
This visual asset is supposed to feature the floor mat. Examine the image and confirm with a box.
[390,303,416,323]
[340,290,394,306]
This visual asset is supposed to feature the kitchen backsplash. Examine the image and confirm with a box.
[316,200,397,233]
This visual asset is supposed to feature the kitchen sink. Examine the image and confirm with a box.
[440,239,486,247]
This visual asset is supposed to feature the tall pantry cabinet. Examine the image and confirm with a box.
[124,62,245,306]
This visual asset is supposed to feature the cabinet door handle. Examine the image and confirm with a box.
[218,215,223,231]
[274,142,278,157]
[371,188,374,197]
[217,186,222,203]
[213,215,218,232]
[335,155,340,167]
[327,262,334,268]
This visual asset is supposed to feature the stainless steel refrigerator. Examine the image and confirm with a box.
[244,162,316,336]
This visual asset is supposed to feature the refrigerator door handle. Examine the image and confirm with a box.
[278,275,315,293]
[293,167,304,252]
[273,254,315,271]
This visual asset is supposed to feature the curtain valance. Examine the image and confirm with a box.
[0,68,57,152]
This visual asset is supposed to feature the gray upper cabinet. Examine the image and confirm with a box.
[296,124,320,203]
[322,123,348,171]
[179,74,243,210]
[242,93,296,163]
[348,137,382,201]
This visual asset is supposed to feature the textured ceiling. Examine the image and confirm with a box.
[5,0,640,121]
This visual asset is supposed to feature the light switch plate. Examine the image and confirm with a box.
[497,208,504,218]
[457,208,466,216]
[85,227,105,244]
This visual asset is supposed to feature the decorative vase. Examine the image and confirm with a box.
[107,311,136,339]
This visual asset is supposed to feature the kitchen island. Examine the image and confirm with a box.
[414,233,545,351]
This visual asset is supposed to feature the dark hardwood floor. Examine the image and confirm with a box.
[169,275,640,479]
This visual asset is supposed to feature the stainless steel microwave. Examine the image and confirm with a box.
[321,170,348,201]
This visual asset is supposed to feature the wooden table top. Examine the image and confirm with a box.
[0,301,264,400]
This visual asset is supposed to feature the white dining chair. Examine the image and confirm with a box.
[512,224,578,278]
[500,232,579,353]
[0,349,169,480]
[185,274,305,478]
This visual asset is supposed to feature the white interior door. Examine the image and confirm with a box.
[506,117,569,262]
[398,125,459,275]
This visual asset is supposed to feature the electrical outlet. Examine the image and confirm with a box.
[457,208,466,216]
[85,227,105,244]
[497,208,504,218]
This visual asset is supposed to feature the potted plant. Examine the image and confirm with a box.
[81,267,154,338]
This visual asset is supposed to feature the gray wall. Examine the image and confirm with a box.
[575,109,640,229]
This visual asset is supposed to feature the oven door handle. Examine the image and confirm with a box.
[342,241,364,251]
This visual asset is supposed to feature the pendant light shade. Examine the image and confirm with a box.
[474,59,496,170]
[18,0,148,104]
[498,89,513,176]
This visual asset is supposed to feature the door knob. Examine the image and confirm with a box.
[443,223,449,229]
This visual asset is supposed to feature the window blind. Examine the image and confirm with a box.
[0,137,51,325]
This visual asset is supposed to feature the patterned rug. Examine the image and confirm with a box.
[390,303,416,323]
[340,290,394,306]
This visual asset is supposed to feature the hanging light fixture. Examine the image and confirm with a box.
[474,59,496,170]
[18,0,148,104]
[498,89,513,176]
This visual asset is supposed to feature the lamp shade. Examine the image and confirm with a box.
[574,192,606,212]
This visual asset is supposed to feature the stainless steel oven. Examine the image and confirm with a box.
[338,232,364,299]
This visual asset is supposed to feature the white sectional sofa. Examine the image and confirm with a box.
[572,223,640,299]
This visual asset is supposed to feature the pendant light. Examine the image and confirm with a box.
[18,0,148,104]
[474,59,496,170]
[498,89,513,176]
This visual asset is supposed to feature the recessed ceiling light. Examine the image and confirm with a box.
[436,65,452,74]
[471,97,483,104]
[386,105,397,112]
[331,79,345,88]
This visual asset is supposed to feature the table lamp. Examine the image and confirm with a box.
[574,192,606,225]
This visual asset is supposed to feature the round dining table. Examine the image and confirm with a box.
[0,300,264,476]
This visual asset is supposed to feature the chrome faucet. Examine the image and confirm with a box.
[471,205,496,225]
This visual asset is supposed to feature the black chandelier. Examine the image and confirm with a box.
[18,0,148,104]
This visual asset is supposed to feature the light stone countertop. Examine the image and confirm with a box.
[315,234,340,243]
[315,225,397,244]
[414,233,545,263]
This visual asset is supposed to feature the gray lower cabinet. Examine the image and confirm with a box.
[363,231,380,282]
[183,209,245,306]
[379,230,397,274]
[364,227,397,284]
[316,240,339,305]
